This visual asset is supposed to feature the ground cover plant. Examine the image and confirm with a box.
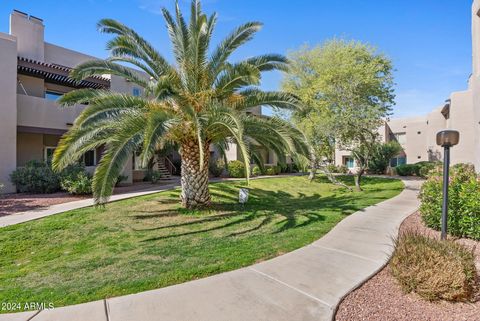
[390,230,477,302]
[0,176,402,311]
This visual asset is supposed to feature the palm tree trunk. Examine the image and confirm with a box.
[180,141,211,208]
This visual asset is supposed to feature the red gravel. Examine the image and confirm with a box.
[335,212,480,321]
[0,180,179,217]
[0,193,86,217]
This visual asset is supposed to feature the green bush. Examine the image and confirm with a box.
[325,164,348,174]
[395,164,417,176]
[60,171,92,195]
[10,160,60,193]
[227,160,245,178]
[390,231,476,302]
[252,165,262,176]
[265,167,276,175]
[419,163,480,240]
[59,164,92,195]
[414,161,439,178]
[209,159,225,177]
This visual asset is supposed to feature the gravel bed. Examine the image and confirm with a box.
[335,212,480,321]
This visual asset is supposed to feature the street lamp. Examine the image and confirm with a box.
[436,130,460,240]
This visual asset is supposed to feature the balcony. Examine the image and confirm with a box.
[17,94,86,131]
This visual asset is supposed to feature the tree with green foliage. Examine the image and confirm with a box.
[52,0,308,208]
[368,141,402,174]
[282,39,395,190]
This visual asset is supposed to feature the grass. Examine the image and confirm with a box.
[0,175,403,311]
[390,230,477,302]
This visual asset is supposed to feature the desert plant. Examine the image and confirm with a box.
[52,0,308,208]
[419,163,480,240]
[209,159,225,177]
[227,160,245,178]
[390,231,477,302]
[10,160,60,193]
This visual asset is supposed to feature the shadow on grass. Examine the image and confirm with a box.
[136,176,402,242]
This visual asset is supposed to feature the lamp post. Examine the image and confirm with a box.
[436,130,460,240]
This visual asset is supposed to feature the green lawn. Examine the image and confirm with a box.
[0,175,403,311]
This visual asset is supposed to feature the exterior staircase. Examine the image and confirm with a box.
[155,157,173,180]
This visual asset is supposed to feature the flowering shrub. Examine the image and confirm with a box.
[419,163,480,240]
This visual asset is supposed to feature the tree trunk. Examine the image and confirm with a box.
[308,147,317,181]
[180,141,211,208]
[354,168,364,192]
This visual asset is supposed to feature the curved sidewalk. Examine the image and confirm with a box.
[0,178,422,321]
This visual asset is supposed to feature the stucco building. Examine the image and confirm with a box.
[336,0,480,172]
[0,10,158,193]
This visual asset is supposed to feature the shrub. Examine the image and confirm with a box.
[325,164,337,173]
[60,171,92,195]
[419,163,480,240]
[227,160,245,178]
[395,164,417,176]
[265,166,276,175]
[10,160,60,193]
[209,159,224,177]
[414,161,439,178]
[252,165,262,176]
[144,169,163,183]
[390,231,477,302]
[336,165,348,174]
[59,164,92,195]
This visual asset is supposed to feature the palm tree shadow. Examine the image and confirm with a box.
[137,177,399,242]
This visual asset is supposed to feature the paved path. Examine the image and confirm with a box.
[0,178,422,321]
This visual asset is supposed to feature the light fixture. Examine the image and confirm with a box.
[436,130,460,240]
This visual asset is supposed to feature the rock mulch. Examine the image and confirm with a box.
[335,212,480,321]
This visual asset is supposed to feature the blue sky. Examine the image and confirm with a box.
[0,0,473,118]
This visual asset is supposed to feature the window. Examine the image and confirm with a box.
[132,88,141,97]
[44,146,56,163]
[390,156,407,167]
[45,91,63,101]
[82,150,96,167]
[344,157,355,169]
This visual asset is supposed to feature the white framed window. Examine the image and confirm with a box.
[45,90,63,101]
[344,157,355,169]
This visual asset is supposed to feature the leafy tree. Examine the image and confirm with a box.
[368,141,402,174]
[52,0,308,208]
[282,39,395,190]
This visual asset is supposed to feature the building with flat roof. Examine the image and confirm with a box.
[336,0,480,172]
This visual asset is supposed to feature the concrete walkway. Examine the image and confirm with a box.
[0,178,422,321]
[0,182,181,228]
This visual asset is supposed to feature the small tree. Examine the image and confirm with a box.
[369,141,402,174]
[283,39,395,190]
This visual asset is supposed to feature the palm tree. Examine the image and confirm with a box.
[53,0,308,208]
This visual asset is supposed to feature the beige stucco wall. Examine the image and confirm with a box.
[9,11,44,61]
[0,33,18,192]
[448,90,476,165]
[16,132,44,166]
[17,94,86,130]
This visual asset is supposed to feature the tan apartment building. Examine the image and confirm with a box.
[0,10,274,194]
[0,10,152,193]
[336,0,480,172]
